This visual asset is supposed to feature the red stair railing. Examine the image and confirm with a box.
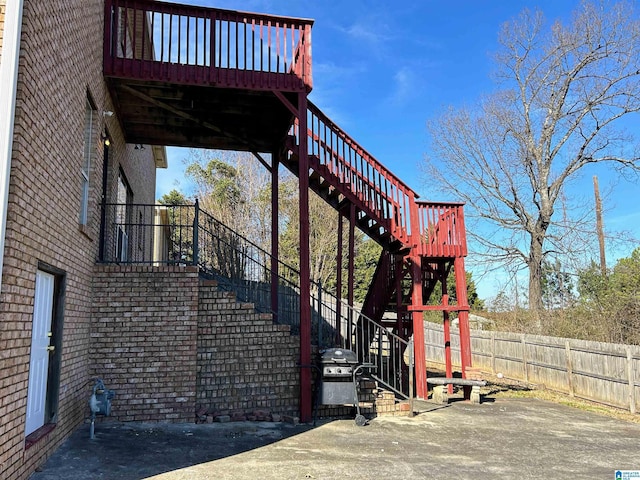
[104,0,313,91]
[291,102,418,247]
[415,201,467,257]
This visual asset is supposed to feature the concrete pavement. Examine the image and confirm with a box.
[30,397,640,480]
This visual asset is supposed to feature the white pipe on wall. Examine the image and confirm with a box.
[0,0,25,288]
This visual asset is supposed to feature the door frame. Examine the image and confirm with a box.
[25,262,66,441]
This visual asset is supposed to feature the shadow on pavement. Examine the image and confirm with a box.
[31,420,315,480]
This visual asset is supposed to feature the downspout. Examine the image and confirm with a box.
[0,0,25,289]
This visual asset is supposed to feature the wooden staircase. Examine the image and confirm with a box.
[103,0,473,420]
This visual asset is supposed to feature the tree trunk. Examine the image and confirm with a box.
[528,229,545,322]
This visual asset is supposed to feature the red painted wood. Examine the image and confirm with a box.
[297,92,312,423]
[441,267,453,393]
[270,152,279,324]
[410,255,427,399]
[415,202,467,258]
[454,256,472,375]
[335,211,343,346]
[301,103,419,247]
[104,0,313,92]
[348,204,356,307]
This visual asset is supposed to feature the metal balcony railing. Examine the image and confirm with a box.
[98,200,410,397]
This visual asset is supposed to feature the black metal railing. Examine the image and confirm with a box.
[196,206,303,334]
[99,200,409,397]
[99,202,196,265]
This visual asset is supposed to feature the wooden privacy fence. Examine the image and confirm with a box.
[424,322,640,414]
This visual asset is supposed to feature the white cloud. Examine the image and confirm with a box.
[388,66,414,107]
[344,22,389,45]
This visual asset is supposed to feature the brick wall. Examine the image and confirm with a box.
[0,1,158,478]
[91,266,199,423]
[197,282,300,418]
[0,2,104,477]
[90,271,301,423]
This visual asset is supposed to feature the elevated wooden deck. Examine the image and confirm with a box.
[104,0,312,150]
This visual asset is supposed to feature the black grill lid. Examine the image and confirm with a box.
[320,348,358,363]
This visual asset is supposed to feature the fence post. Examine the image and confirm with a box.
[490,331,496,374]
[193,199,199,267]
[521,335,529,382]
[565,341,574,397]
[628,347,636,414]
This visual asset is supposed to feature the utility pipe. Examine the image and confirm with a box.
[0,0,24,288]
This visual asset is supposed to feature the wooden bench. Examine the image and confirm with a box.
[427,377,487,404]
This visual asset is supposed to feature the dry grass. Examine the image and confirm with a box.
[427,362,640,424]
[488,376,640,424]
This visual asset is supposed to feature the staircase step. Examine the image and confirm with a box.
[309,170,322,183]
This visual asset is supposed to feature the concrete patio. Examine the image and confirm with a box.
[30,397,640,480]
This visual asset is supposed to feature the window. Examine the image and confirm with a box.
[80,98,95,226]
[115,170,133,262]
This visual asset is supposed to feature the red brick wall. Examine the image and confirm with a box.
[0,1,158,478]
[91,266,199,423]
[197,284,300,418]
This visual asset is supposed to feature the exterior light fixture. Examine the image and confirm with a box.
[100,131,110,146]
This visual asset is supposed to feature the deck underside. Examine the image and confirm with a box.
[107,77,297,152]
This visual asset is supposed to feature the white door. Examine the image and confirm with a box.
[25,270,55,436]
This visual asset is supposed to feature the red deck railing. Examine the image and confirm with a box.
[296,101,418,247]
[415,201,467,257]
[104,0,313,91]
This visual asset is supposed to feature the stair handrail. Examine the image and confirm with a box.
[194,204,410,398]
[98,199,411,398]
[296,101,419,247]
[307,101,417,196]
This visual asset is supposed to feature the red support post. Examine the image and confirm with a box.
[410,255,427,399]
[408,194,428,398]
[395,256,403,337]
[454,256,472,376]
[270,152,279,323]
[395,256,408,387]
[297,92,312,423]
[441,264,453,394]
[335,210,343,346]
[348,204,355,308]
[442,303,453,394]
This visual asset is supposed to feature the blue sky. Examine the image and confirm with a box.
[156,0,640,301]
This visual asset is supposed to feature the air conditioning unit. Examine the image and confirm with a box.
[115,225,128,262]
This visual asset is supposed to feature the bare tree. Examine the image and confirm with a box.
[425,1,640,314]
[278,173,346,288]
[185,149,272,249]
